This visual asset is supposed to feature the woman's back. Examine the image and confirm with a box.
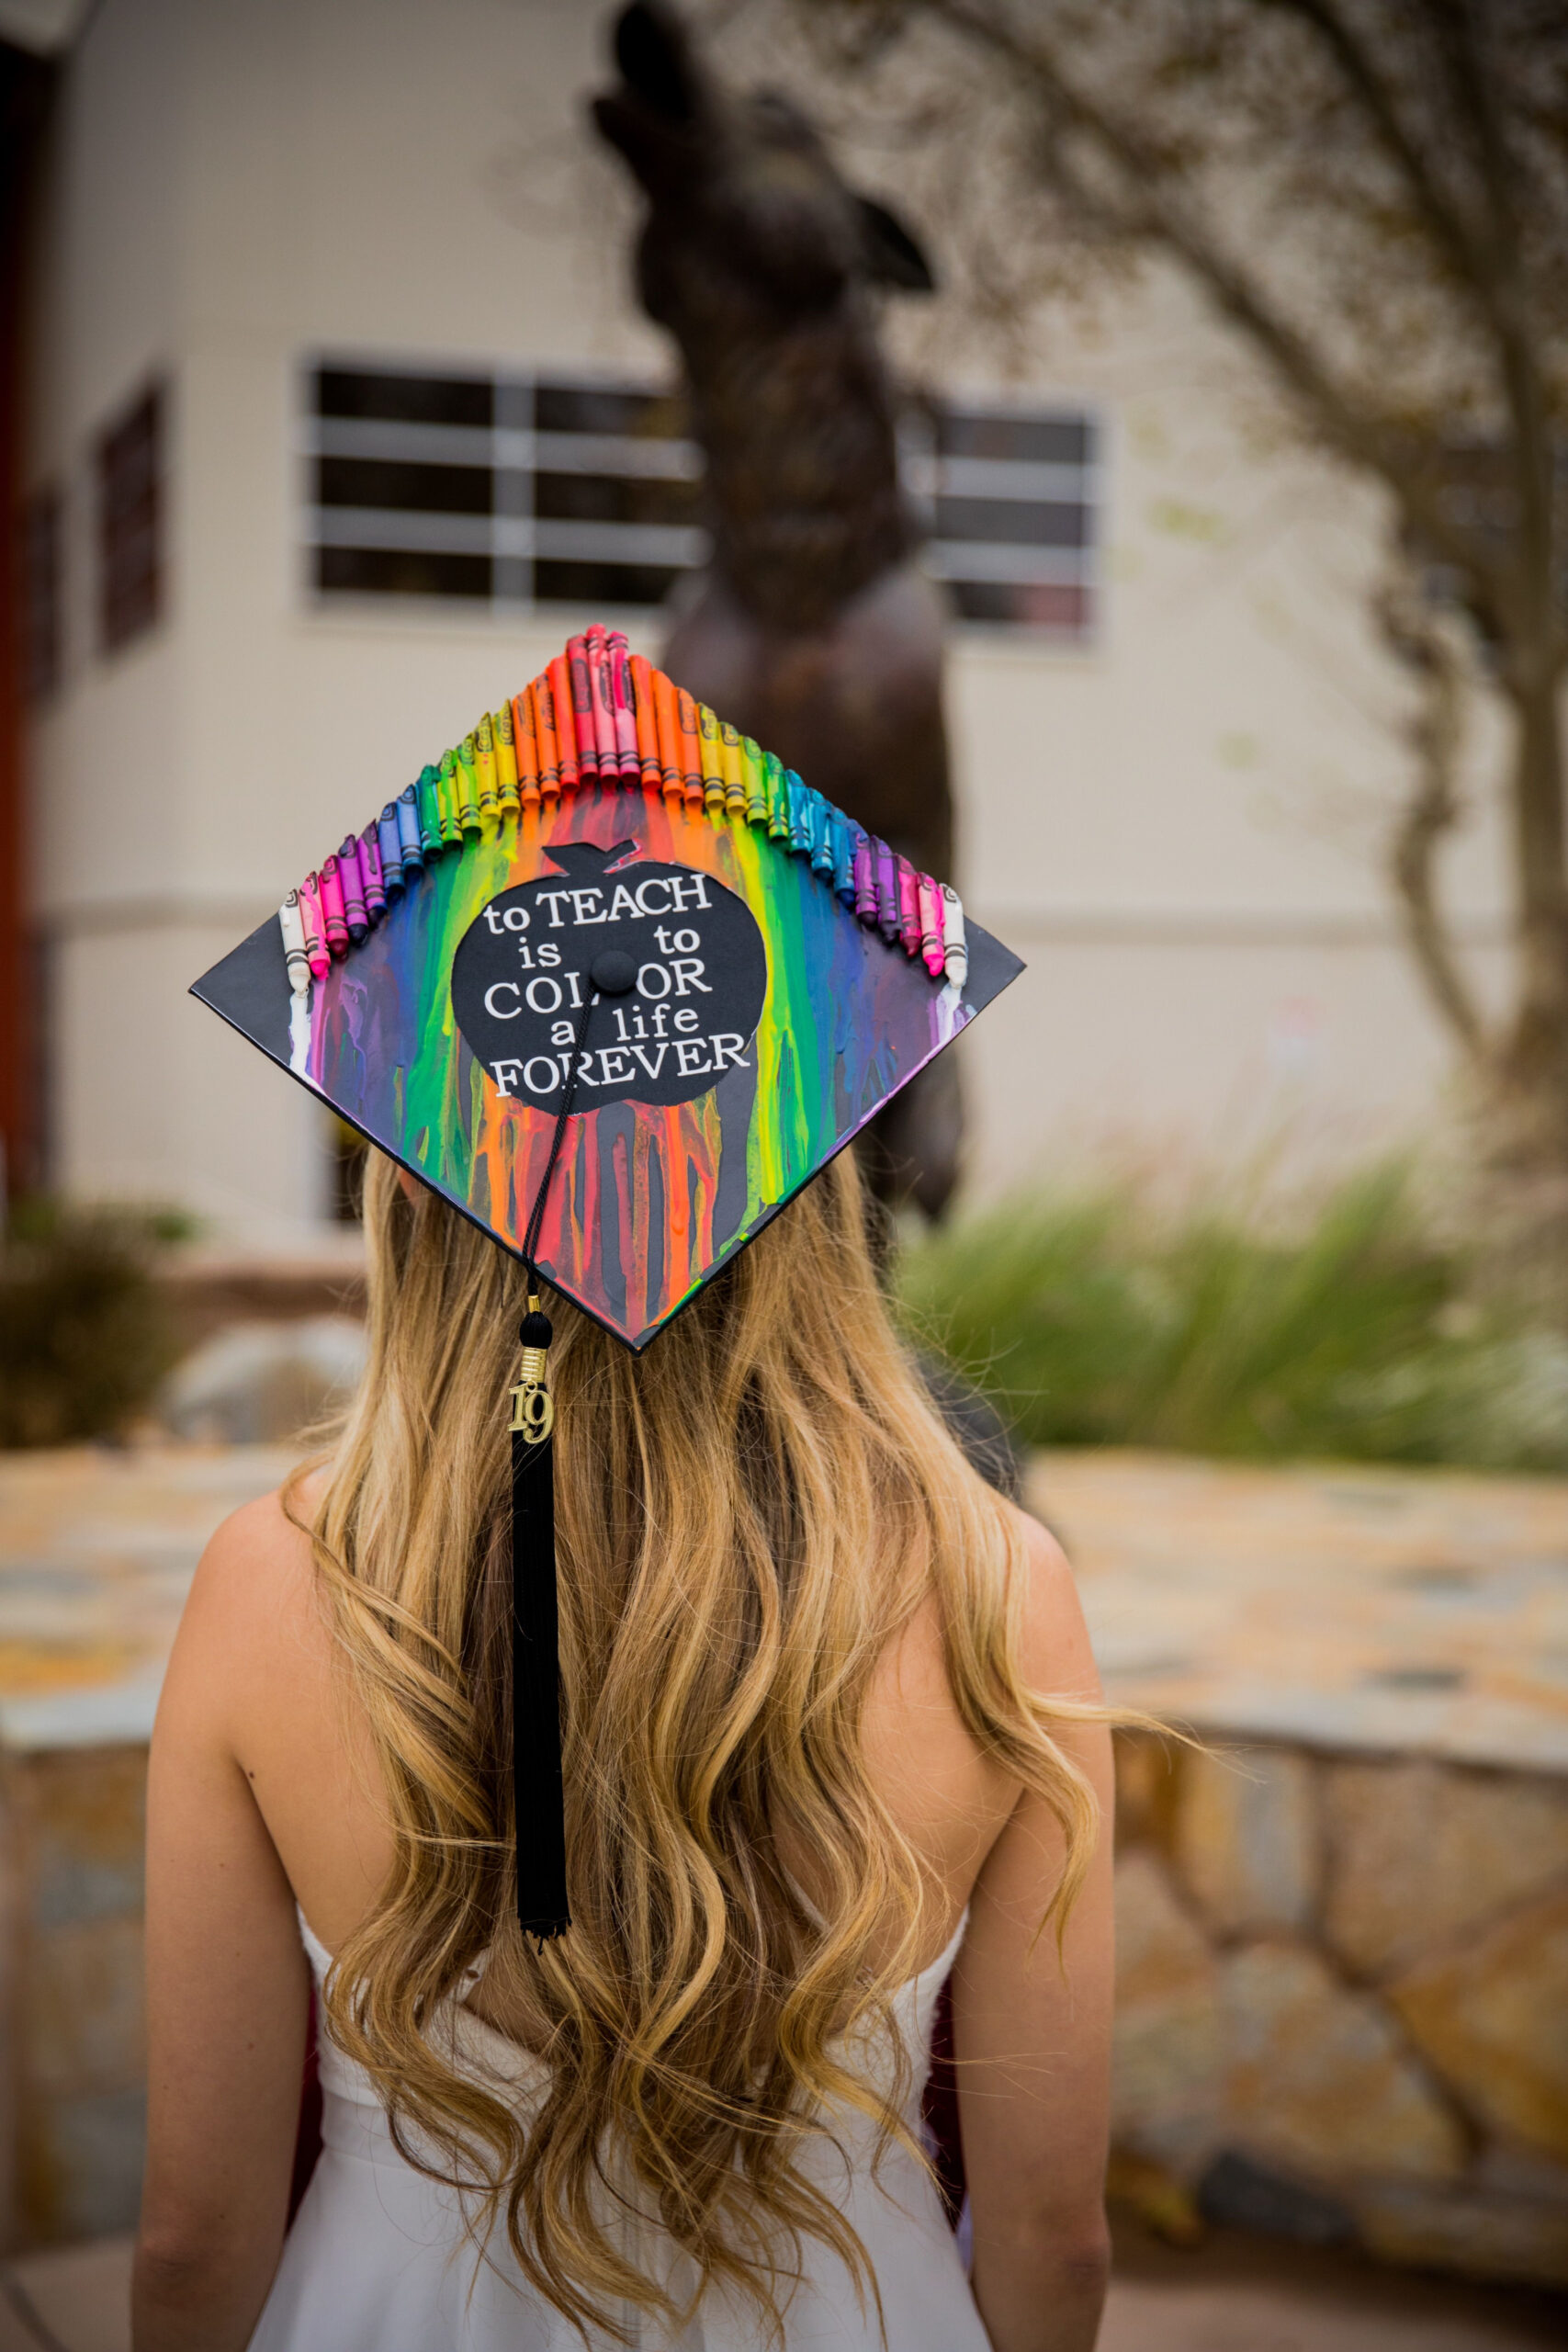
[136,1154,1116,2352]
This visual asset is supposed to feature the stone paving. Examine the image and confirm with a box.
[1032,1450,1568,1773]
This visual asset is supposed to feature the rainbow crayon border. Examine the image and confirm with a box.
[241,627,999,1349]
[278,626,968,1006]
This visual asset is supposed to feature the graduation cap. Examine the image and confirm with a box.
[193,627,1023,1936]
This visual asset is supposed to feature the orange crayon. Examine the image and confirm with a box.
[532,679,561,800]
[675,688,704,805]
[547,655,580,792]
[653,669,683,807]
[513,688,542,808]
[629,652,660,792]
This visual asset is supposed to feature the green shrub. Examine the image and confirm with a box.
[896,1160,1568,1473]
[0,1199,189,1448]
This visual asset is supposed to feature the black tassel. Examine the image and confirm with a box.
[511,1301,570,1939]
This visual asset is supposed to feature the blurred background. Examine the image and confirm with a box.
[0,1,1564,2346]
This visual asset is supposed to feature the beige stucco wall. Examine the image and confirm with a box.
[23,0,1515,1236]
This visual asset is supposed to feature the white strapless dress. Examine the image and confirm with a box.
[248,1908,987,2351]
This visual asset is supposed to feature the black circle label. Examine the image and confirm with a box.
[451,840,768,1111]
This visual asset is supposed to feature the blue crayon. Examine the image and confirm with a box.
[807,789,834,875]
[395,786,425,876]
[378,806,406,898]
[785,774,811,856]
[829,811,855,902]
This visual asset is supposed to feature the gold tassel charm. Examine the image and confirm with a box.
[510,1294,555,1444]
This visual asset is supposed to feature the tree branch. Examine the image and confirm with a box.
[919,0,1514,608]
[1376,571,1489,1059]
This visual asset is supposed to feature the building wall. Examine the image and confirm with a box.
[22,0,1514,1237]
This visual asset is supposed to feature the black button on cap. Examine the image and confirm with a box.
[590,949,637,996]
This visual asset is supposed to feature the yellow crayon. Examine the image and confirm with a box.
[492,703,520,814]
[720,720,746,817]
[456,735,481,833]
[475,714,499,821]
[697,705,726,813]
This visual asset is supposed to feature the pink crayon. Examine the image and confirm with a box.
[336,835,368,941]
[297,873,330,978]
[586,626,619,780]
[918,875,945,977]
[607,630,641,782]
[318,855,349,957]
[359,824,387,921]
[897,856,921,956]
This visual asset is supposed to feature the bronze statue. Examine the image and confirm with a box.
[592,0,961,1216]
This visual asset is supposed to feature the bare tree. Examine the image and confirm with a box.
[791,0,1568,1162]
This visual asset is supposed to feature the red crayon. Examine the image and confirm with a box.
[629,652,661,792]
[298,871,330,979]
[565,639,598,786]
[318,854,350,957]
[531,680,561,800]
[897,856,921,956]
[513,688,542,807]
[918,875,945,977]
[546,654,580,792]
[675,688,704,804]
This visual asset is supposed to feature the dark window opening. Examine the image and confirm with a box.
[96,380,164,655]
[21,487,62,702]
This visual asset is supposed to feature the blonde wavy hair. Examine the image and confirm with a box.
[288,1144,1103,2343]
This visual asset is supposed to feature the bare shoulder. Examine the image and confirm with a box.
[164,1468,334,1736]
[1002,1500,1103,1705]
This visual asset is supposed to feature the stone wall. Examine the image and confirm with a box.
[2,1744,147,2245]
[1111,1731,1568,2287]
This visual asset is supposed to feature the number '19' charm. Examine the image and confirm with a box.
[509,1314,554,1445]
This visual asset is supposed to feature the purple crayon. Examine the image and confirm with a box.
[318,855,349,958]
[377,806,405,899]
[853,834,875,922]
[359,823,388,920]
[874,839,900,942]
[337,836,368,941]
[297,873,330,979]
